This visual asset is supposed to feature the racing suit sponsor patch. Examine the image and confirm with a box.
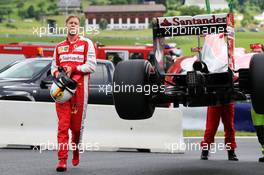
[59,54,84,63]
[58,45,69,54]
[74,45,84,52]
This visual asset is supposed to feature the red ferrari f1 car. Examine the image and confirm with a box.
[113,12,264,120]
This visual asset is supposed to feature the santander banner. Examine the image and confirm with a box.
[156,14,228,37]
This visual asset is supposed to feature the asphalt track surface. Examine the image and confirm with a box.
[0,138,263,175]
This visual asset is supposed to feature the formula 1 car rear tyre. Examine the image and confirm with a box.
[250,54,264,114]
[113,60,155,120]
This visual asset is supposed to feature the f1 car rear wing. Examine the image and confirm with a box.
[153,13,228,37]
[152,12,235,76]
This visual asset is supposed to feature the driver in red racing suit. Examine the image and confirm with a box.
[200,103,238,161]
[51,15,97,172]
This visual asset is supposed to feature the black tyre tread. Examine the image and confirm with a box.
[250,54,264,114]
[113,60,155,119]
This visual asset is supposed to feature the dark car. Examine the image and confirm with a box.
[250,28,259,32]
[0,58,114,104]
[236,28,247,32]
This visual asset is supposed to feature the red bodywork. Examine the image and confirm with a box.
[0,43,55,58]
[166,46,258,81]
[0,43,176,60]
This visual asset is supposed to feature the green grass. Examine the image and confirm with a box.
[97,29,152,38]
[0,35,65,43]
[1,1,264,55]
[93,31,264,56]
[183,130,256,137]
[0,31,264,56]
[235,32,264,50]
[1,0,263,56]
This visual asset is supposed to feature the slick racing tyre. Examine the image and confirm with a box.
[113,60,155,120]
[250,53,264,114]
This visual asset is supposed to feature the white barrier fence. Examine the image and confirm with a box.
[180,105,224,131]
[0,100,184,153]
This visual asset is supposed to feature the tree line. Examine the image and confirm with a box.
[0,0,58,21]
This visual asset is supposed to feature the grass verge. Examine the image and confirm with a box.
[0,32,264,56]
[184,130,256,137]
